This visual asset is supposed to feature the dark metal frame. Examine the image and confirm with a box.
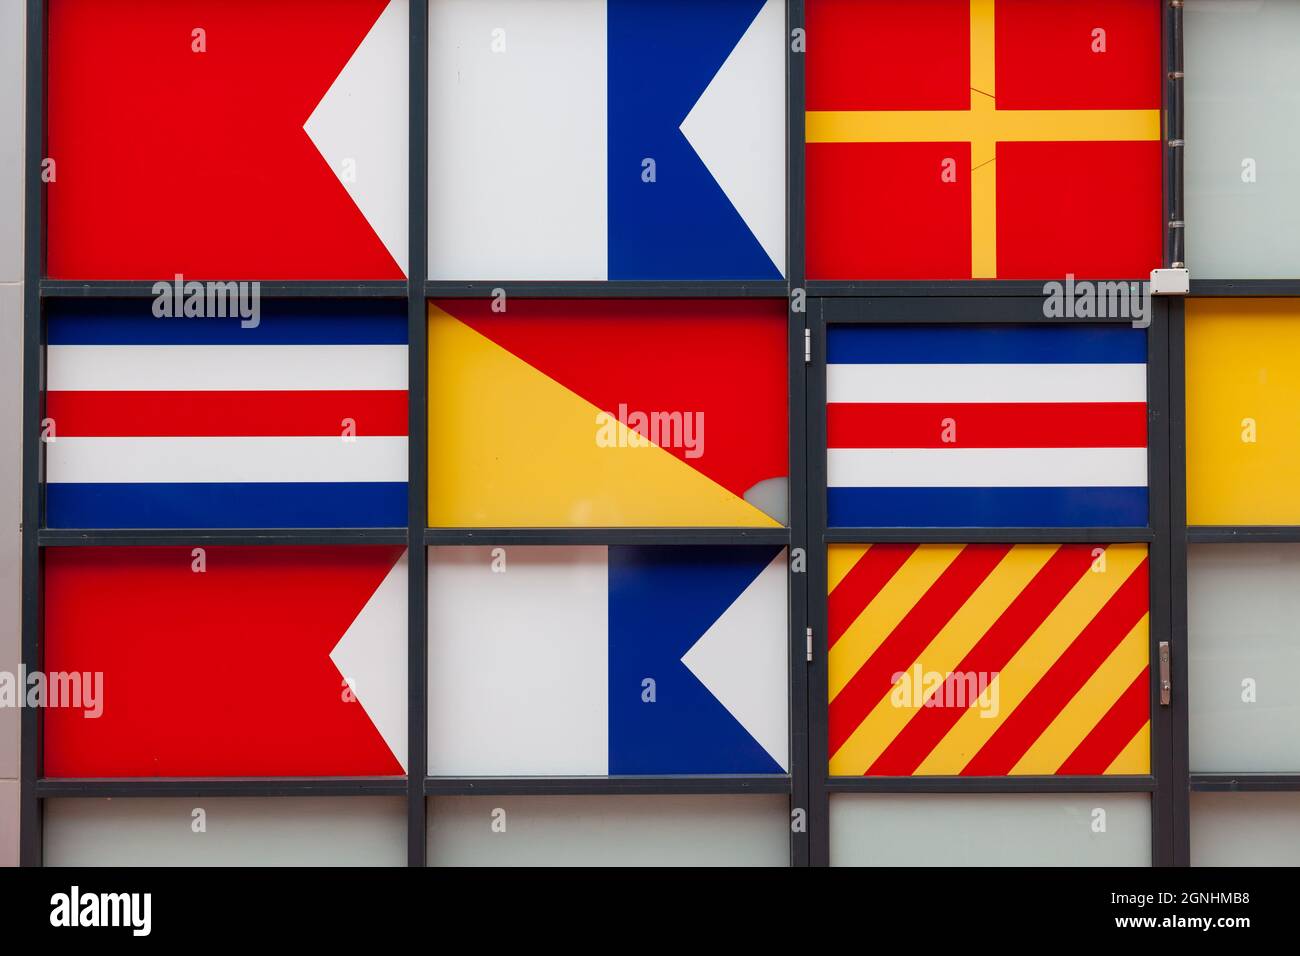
[19,0,808,868]
[22,0,1287,869]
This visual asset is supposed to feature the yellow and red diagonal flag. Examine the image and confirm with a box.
[827,543,1151,776]
[806,0,1163,280]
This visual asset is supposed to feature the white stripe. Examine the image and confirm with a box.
[827,448,1148,488]
[428,0,607,279]
[46,436,408,483]
[826,364,1146,404]
[47,345,408,391]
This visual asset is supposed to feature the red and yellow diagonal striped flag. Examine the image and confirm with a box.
[828,543,1150,775]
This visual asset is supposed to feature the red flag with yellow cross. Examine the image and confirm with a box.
[806,0,1163,280]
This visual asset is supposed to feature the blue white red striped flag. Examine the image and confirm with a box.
[45,302,408,528]
[827,325,1148,528]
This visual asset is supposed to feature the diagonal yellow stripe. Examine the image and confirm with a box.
[1105,720,1150,775]
[828,545,964,702]
[828,544,870,595]
[916,544,1147,774]
[829,545,1056,775]
[805,109,1163,145]
[1010,615,1149,775]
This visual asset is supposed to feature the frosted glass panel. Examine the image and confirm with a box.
[1185,1,1300,278]
[428,795,789,866]
[44,798,406,867]
[1192,793,1300,866]
[1188,544,1300,772]
[830,793,1150,867]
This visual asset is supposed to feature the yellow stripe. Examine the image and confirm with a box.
[829,545,1056,775]
[1105,720,1150,775]
[969,0,996,100]
[805,109,1162,145]
[916,544,1147,774]
[1010,615,1149,774]
[828,545,963,702]
[828,544,870,595]
[970,155,997,279]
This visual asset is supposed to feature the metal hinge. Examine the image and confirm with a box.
[806,627,813,662]
[804,327,811,364]
[1159,641,1172,706]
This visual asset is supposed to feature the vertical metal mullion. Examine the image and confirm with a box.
[406,0,429,868]
[786,0,808,869]
[1167,298,1191,866]
[807,298,830,867]
[19,0,46,868]
[1165,0,1184,271]
[1162,0,1189,868]
[1148,298,1174,866]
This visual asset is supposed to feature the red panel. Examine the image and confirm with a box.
[807,142,972,280]
[995,0,1161,109]
[435,299,787,501]
[43,546,405,777]
[996,140,1163,279]
[46,0,400,279]
[806,0,970,110]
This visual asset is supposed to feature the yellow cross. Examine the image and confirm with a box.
[806,0,1161,278]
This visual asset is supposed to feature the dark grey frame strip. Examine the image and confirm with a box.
[406,0,430,868]
[19,0,46,868]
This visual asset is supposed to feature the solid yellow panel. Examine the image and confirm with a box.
[427,307,778,528]
[1186,299,1300,524]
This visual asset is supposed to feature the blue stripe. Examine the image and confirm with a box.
[47,483,408,528]
[48,300,407,345]
[827,325,1147,365]
[827,487,1149,528]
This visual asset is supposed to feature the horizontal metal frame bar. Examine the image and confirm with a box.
[1187,527,1300,544]
[424,776,791,796]
[38,529,408,547]
[1190,775,1300,793]
[36,777,408,798]
[40,280,408,299]
[425,281,789,299]
[821,296,1148,325]
[810,280,1144,298]
[824,527,1155,544]
[425,528,791,547]
[1189,280,1300,297]
[825,775,1157,794]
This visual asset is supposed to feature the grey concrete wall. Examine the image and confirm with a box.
[1,0,25,868]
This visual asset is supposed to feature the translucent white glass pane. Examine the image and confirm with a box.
[1185,1,1300,278]
[44,797,406,867]
[1188,544,1300,772]
[1192,793,1300,866]
[830,793,1150,866]
[428,795,789,866]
